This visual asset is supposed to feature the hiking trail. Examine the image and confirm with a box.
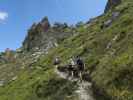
[55,67,96,100]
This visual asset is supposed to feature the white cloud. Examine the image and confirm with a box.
[0,11,8,22]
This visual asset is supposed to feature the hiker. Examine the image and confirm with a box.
[75,56,85,81]
[67,58,75,78]
[70,57,79,78]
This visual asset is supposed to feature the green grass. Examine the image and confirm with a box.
[1,0,133,100]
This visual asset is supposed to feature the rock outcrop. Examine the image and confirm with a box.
[104,0,122,13]
[22,17,72,52]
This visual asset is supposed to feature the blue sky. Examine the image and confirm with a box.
[0,0,107,51]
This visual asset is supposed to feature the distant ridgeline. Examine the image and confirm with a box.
[22,17,74,53]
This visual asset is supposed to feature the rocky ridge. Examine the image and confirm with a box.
[22,17,74,53]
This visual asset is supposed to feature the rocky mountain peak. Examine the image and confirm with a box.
[22,17,73,52]
[40,16,50,32]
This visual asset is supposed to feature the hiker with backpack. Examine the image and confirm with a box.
[53,55,85,82]
[67,56,85,81]
[75,56,85,81]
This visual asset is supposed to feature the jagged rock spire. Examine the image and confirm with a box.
[22,16,72,52]
[41,16,50,31]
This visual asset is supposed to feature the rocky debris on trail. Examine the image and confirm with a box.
[75,82,95,100]
[55,66,96,100]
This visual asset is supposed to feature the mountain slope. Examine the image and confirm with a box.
[0,0,133,100]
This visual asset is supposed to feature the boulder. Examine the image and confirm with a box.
[12,76,18,81]
[112,11,120,19]
[101,19,113,29]
[0,80,5,87]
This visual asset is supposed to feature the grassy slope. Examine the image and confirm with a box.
[0,0,133,100]
[0,54,78,100]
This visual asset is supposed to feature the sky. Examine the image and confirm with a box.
[0,0,107,52]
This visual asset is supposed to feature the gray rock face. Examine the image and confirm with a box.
[104,19,113,27]
[23,31,71,52]
[101,11,120,29]
[22,17,72,52]
[112,11,120,19]
[104,0,122,13]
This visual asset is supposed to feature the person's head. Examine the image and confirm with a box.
[76,55,80,59]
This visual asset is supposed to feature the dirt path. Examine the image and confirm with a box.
[55,67,95,100]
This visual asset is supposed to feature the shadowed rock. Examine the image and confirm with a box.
[104,0,122,13]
